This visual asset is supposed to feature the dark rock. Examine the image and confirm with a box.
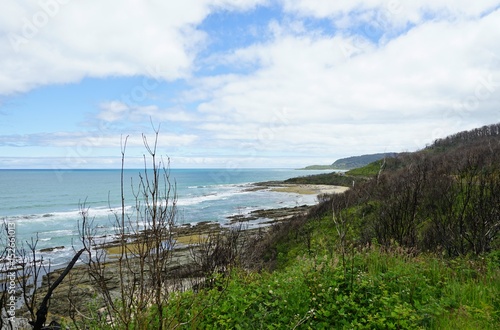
[40,246,64,253]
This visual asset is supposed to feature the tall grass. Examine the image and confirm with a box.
[159,214,499,329]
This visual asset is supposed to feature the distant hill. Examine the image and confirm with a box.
[301,152,397,170]
[331,152,398,169]
[301,165,338,170]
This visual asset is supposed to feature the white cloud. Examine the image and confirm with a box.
[2,1,500,168]
[281,0,500,25]
[156,108,199,122]
[190,8,500,157]
[97,101,130,122]
[0,0,267,95]
[98,101,198,123]
[0,131,198,149]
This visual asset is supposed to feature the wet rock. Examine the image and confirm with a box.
[40,246,65,253]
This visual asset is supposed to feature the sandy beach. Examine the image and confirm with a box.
[251,182,350,195]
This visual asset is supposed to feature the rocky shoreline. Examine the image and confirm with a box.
[15,183,346,324]
[23,205,312,322]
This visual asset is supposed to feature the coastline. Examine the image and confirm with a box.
[17,183,348,322]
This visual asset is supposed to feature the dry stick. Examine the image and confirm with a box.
[292,309,315,330]
[377,156,386,184]
[31,248,85,330]
[116,134,131,328]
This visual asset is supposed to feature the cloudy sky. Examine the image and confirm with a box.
[1,1,500,169]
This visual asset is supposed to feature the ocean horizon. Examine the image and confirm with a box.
[1,168,332,267]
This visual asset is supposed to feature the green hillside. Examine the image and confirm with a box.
[332,152,398,169]
[301,152,398,170]
[45,123,500,329]
[158,123,500,329]
[159,125,500,329]
[286,156,401,187]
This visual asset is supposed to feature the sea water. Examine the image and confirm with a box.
[0,168,329,267]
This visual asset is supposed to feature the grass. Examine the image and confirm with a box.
[159,214,500,329]
[70,197,500,329]
[345,160,382,176]
[163,251,499,329]
[346,157,405,177]
[284,160,391,186]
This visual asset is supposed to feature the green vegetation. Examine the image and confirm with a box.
[283,168,369,186]
[289,157,402,186]
[331,152,398,170]
[300,165,337,170]
[300,152,398,170]
[284,172,358,187]
[346,156,407,176]
[293,156,403,184]
[345,160,383,177]
[162,214,500,329]
[4,124,500,329]
[159,123,500,329]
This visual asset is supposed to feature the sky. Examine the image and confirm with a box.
[1,0,500,169]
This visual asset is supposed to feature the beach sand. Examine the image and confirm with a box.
[252,183,349,195]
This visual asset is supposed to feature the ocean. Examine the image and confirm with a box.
[1,168,329,268]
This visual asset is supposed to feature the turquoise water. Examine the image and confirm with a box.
[0,168,329,266]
